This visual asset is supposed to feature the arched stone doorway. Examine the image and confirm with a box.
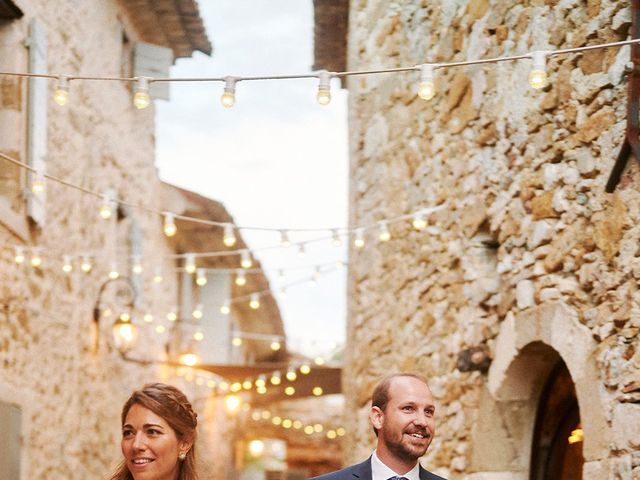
[465,301,611,480]
[530,360,583,480]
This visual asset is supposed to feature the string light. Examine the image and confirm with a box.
[53,75,70,106]
[131,255,143,275]
[353,228,365,249]
[192,303,203,319]
[314,356,325,366]
[155,325,166,334]
[223,223,236,247]
[108,262,119,279]
[80,255,92,273]
[99,191,115,219]
[184,254,196,274]
[62,255,73,273]
[163,212,177,237]
[241,250,252,269]
[31,169,46,194]
[270,340,281,351]
[285,368,297,381]
[311,266,321,285]
[167,309,178,322]
[378,221,391,242]
[133,76,151,109]
[196,268,207,286]
[316,70,332,105]
[30,249,42,268]
[221,76,237,108]
[418,63,437,100]
[232,336,242,347]
[193,330,204,341]
[312,386,323,396]
[270,372,282,385]
[178,352,200,367]
[280,230,291,247]
[153,266,163,283]
[220,300,230,315]
[143,313,153,323]
[235,269,247,286]
[14,246,25,264]
[284,386,295,396]
[529,51,549,89]
[412,210,427,231]
[299,364,311,375]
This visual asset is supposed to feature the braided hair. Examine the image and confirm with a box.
[109,383,198,480]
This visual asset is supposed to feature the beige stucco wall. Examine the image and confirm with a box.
[345,1,639,478]
[0,1,234,479]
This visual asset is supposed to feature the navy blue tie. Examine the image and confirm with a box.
[388,477,409,480]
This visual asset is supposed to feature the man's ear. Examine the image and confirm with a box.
[370,406,384,430]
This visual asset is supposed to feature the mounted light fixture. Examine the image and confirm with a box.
[92,276,139,354]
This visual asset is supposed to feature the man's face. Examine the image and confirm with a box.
[370,376,436,465]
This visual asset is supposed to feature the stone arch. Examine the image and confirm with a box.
[465,301,610,479]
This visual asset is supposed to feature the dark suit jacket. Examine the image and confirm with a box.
[310,457,447,480]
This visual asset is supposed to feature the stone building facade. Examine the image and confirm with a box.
[0,1,266,479]
[341,1,639,479]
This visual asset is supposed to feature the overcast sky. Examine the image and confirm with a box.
[155,1,349,356]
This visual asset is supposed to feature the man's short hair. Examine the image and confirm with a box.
[371,372,429,436]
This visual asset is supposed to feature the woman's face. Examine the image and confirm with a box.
[121,403,190,480]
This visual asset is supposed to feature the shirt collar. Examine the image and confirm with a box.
[371,450,421,480]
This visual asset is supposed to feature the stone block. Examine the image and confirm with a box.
[516,280,535,309]
[531,191,559,219]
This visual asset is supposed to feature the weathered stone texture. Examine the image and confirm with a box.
[346,1,639,478]
[0,1,230,479]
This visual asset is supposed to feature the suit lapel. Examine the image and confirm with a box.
[352,457,373,479]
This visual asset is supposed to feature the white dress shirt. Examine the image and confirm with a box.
[371,450,421,480]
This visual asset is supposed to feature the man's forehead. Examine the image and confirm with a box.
[388,376,433,401]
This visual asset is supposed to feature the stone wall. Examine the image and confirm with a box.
[0,1,233,479]
[345,1,639,478]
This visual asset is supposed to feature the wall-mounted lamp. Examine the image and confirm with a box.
[93,276,139,354]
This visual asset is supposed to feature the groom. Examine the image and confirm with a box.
[311,373,446,480]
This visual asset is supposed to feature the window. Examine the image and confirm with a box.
[0,400,21,480]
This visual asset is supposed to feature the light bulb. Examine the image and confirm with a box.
[192,304,203,319]
[194,331,204,341]
[30,250,42,268]
[31,170,46,194]
[235,270,247,286]
[286,368,297,381]
[54,75,70,106]
[241,250,252,269]
[249,293,260,310]
[163,212,177,237]
[143,313,153,323]
[314,356,325,365]
[378,221,391,242]
[412,210,427,230]
[313,386,324,396]
[232,336,242,347]
[62,255,73,273]
[196,268,207,286]
[255,376,266,388]
[304,425,314,435]
[14,246,25,264]
[316,70,332,105]
[270,373,281,385]
[184,254,196,274]
[179,352,200,367]
[327,430,337,439]
[167,310,177,322]
[353,228,365,249]
[133,77,151,109]
[331,229,342,246]
[280,230,290,247]
[221,76,236,108]
[297,243,306,257]
[284,386,295,396]
[99,191,115,219]
[80,255,92,273]
[108,262,119,280]
[418,64,437,100]
[153,266,163,283]
[270,340,281,351]
[223,223,236,247]
[155,325,166,334]
[220,301,231,315]
[336,427,346,436]
[529,51,549,89]
[299,364,311,375]
[131,256,143,275]
[312,267,321,285]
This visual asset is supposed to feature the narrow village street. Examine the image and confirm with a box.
[0,1,639,479]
